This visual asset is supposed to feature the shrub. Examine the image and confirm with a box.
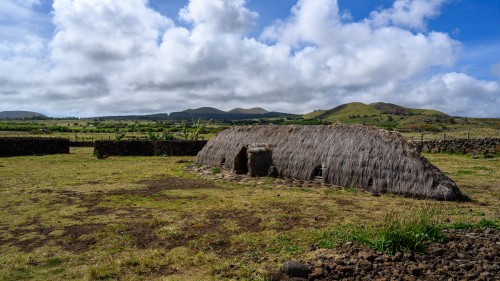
[212,167,221,174]
[114,130,126,141]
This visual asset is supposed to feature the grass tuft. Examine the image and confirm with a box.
[314,205,443,254]
[373,206,442,254]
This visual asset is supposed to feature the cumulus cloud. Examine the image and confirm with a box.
[369,0,449,31]
[0,0,499,117]
[406,73,500,117]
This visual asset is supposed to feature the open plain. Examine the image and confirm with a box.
[0,147,498,280]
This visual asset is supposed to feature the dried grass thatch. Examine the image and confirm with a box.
[196,125,463,201]
[247,144,274,177]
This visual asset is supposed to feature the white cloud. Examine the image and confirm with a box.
[179,0,258,34]
[369,0,449,31]
[405,73,500,117]
[0,0,499,117]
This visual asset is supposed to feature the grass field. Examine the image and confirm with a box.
[0,148,498,280]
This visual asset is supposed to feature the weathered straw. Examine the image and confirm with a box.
[247,144,274,177]
[196,124,463,200]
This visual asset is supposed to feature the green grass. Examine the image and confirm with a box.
[314,205,443,254]
[448,218,500,230]
[0,149,498,280]
[372,206,443,254]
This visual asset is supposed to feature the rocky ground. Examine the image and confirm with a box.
[271,228,499,281]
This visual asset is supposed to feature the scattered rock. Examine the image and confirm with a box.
[358,250,376,261]
[281,260,311,278]
[270,228,499,280]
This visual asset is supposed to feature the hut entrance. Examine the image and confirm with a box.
[311,164,324,182]
[233,146,248,174]
[247,144,273,177]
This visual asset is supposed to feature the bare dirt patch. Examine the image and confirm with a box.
[59,223,105,253]
[135,176,223,195]
[4,217,56,252]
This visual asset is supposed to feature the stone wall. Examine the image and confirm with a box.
[0,137,70,157]
[416,138,500,155]
[93,140,207,157]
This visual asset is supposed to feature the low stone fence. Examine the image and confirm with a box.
[93,140,207,157]
[416,138,500,155]
[0,137,70,157]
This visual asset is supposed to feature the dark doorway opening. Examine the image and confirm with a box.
[311,165,324,181]
[234,146,248,174]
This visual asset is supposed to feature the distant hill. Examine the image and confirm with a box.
[306,102,448,122]
[93,107,294,121]
[169,107,293,120]
[0,111,47,119]
[184,107,226,114]
[228,107,269,114]
[315,102,382,121]
[303,102,454,131]
[303,110,327,119]
[369,102,446,116]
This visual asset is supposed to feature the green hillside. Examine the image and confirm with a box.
[316,102,382,121]
[370,102,446,116]
[303,109,328,119]
[301,102,499,133]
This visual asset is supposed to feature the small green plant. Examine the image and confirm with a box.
[147,129,176,141]
[181,121,189,140]
[147,130,160,140]
[191,118,211,140]
[212,167,221,174]
[114,130,126,141]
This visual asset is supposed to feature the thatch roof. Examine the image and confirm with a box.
[196,125,463,201]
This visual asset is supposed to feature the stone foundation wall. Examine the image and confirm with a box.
[416,138,500,155]
[93,140,207,157]
[0,137,70,157]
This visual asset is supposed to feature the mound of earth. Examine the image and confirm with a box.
[271,228,499,280]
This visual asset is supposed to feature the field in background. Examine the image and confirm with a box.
[0,148,498,280]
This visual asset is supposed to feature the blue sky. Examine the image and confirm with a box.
[0,0,499,117]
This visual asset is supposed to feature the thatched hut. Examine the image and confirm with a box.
[196,125,463,201]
